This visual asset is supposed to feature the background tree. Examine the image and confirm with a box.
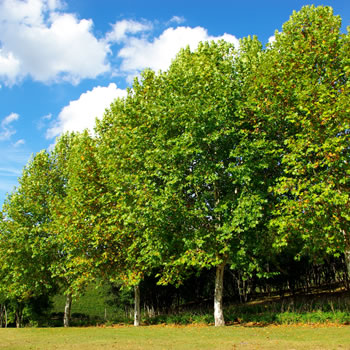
[0,151,58,327]
[49,132,105,327]
[96,87,167,326]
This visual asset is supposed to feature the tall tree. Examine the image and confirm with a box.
[0,134,92,328]
[51,130,147,326]
[97,41,274,326]
[49,132,103,327]
[248,6,349,271]
[96,87,164,326]
[151,41,277,326]
[0,151,58,327]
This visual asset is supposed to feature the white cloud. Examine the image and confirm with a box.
[46,0,66,11]
[2,113,19,127]
[0,2,240,87]
[0,113,19,141]
[117,26,239,82]
[0,128,15,141]
[169,16,185,25]
[0,0,110,85]
[43,113,52,120]
[0,50,21,84]
[46,83,127,138]
[13,139,26,147]
[36,113,52,130]
[106,19,152,43]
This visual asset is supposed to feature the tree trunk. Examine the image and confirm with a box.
[0,304,3,328]
[134,284,141,326]
[214,262,226,327]
[344,248,350,289]
[15,305,23,328]
[63,293,72,327]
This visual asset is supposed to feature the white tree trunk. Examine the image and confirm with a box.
[0,305,3,328]
[63,293,72,328]
[134,284,141,326]
[345,250,350,271]
[214,262,226,327]
[344,248,350,288]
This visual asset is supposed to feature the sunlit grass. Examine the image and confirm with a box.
[1,324,350,350]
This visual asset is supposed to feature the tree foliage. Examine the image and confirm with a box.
[0,5,348,327]
[248,6,349,261]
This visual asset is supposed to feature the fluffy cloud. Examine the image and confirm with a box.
[46,83,127,138]
[0,0,110,85]
[0,2,240,87]
[106,19,152,43]
[0,50,20,82]
[117,26,240,82]
[0,113,19,141]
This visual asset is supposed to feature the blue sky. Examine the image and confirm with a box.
[0,0,349,206]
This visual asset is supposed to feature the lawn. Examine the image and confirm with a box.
[0,324,349,350]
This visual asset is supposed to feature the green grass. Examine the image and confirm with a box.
[53,284,110,318]
[1,325,350,350]
[51,284,128,326]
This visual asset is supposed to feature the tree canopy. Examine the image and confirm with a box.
[0,5,349,327]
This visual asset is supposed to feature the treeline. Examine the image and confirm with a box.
[0,5,349,328]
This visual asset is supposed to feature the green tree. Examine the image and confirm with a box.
[96,88,164,326]
[0,134,91,328]
[248,6,349,272]
[152,41,277,326]
[50,130,145,326]
[97,41,274,326]
[49,132,103,327]
[0,151,58,327]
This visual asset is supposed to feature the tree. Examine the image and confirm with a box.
[248,6,349,273]
[50,130,147,326]
[95,88,164,326]
[96,41,274,326]
[0,151,58,327]
[48,132,103,327]
[0,134,92,328]
[152,41,278,326]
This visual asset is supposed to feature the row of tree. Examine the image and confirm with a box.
[0,5,349,327]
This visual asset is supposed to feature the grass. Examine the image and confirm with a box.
[51,283,128,326]
[1,324,350,350]
[52,284,110,318]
